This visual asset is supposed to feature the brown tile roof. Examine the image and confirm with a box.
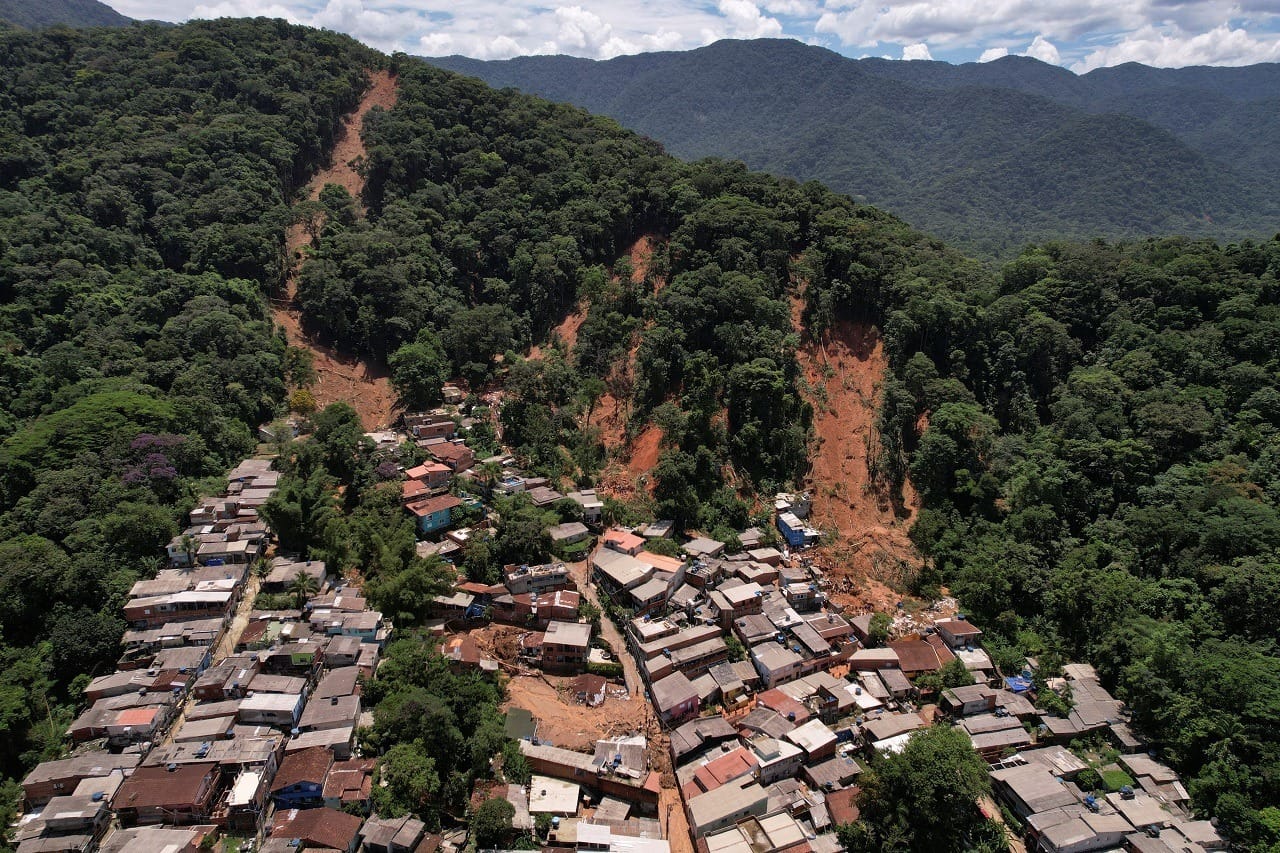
[115,762,217,810]
[322,758,375,803]
[888,639,943,673]
[271,746,333,793]
[826,786,860,826]
[270,806,362,850]
[406,494,462,518]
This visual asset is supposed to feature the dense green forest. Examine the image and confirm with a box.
[2,15,1279,852]
[861,237,1280,850]
[0,15,378,799]
[430,39,1280,256]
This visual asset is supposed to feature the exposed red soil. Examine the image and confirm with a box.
[527,302,589,360]
[790,295,923,597]
[273,70,399,430]
[629,235,661,294]
[628,424,662,477]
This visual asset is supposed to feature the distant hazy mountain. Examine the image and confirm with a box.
[0,0,130,29]
[429,40,1280,254]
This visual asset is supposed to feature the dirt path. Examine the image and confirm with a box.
[159,572,261,748]
[790,296,922,595]
[273,70,399,430]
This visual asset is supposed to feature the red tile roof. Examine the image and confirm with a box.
[406,494,462,518]
[271,746,333,793]
[271,806,363,850]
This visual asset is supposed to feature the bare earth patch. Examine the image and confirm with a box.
[274,70,399,430]
[790,295,923,601]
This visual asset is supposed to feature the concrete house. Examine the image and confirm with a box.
[406,493,463,536]
[271,746,334,809]
[542,621,591,673]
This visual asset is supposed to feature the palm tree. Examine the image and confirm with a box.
[289,569,320,609]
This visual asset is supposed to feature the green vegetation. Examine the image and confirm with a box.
[362,635,509,827]
[0,17,377,787]
[431,40,1280,256]
[837,725,1004,852]
[871,238,1280,850]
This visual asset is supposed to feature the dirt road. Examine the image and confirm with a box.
[566,558,642,697]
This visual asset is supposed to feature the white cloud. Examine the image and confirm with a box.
[901,41,933,60]
[717,0,784,39]
[978,46,1008,61]
[1073,22,1280,71]
[98,0,1280,71]
[1022,34,1060,63]
[555,6,612,52]
[418,32,453,55]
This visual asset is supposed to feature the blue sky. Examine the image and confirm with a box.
[108,0,1280,72]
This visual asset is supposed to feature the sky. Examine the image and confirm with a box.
[107,0,1280,73]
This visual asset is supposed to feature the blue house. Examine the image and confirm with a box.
[407,493,463,535]
[270,745,333,809]
[776,512,818,549]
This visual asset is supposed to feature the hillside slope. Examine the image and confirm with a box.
[0,0,130,28]
[429,40,1279,255]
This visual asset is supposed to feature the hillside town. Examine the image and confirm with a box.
[9,401,1226,853]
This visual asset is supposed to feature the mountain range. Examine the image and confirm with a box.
[0,0,130,29]
[430,39,1280,255]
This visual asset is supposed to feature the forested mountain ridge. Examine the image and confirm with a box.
[1,16,1279,852]
[0,14,379,805]
[0,0,130,29]
[428,40,1280,256]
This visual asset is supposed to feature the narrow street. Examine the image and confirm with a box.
[159,570,261,748]
[567,557,642,697]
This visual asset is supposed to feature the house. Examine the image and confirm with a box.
[685,776,768,836]
[641,521,675,540]
[549,522,591,546]
[566,490,604,524]
[99,825,219,852]
[238,693,304,728]
[526,486,565,507]
[123,591,233,629]
[405,461,453,492]
[785,719,839,763]
[572,674,608,707]
[22,754,141,807]
[529,776,580,816]
[322,758,375,812]
[751,643,805,688]
[298,695,361,733]
[776,512,820,549]
[935,617,983,649]
[942,684,999,716]
[403,411,456,440]
[271,746,333,809]
[650,672,700,724]
[360,813,428,853]
[603,529,645,556]
[262,557,327,595]
[683,537,725,559]
[270,807,362,853]
[744,734,805,784]
[426,442,474,472]
[887,638,948,677]
[990,764,1079,820]
[592,549,654,596]
[503,561,571,596]
[113,762,220,825]
[406,494,462,535]
[542,621,591,673]
[669,717,739,766]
